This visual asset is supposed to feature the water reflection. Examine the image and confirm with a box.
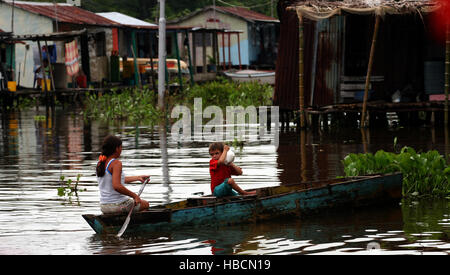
[81,201,449,255]
[0,107,449,255]
[159,117,173,203]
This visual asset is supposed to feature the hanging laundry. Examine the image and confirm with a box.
[65,40,80,76]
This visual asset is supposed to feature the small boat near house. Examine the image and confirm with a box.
[223,69,275,85]
[82,173,402,235]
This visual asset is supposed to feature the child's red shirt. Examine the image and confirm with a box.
[209,159,237,193]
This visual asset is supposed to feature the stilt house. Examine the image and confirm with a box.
[275,0,448,127]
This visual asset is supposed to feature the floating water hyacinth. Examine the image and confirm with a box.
[83,86,163,125]
[57,174,86,198]
[342,145,450,198]
[82,78,273,126]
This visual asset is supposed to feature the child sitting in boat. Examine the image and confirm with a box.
[96,135,150,214]
[209,142,257,198]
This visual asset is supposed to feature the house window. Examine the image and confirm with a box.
[250,25,259,47]
[94,32,106,57]
[194,32,212,47]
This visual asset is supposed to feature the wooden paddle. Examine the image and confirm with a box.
[116,177,150,237]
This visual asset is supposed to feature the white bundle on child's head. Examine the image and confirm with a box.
[224,149,235,165]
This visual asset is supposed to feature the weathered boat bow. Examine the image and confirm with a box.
[83,209,172,235]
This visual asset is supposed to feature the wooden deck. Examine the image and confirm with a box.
[278,100,450,129]
[306,100,448,114]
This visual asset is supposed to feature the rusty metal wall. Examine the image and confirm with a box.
[313,16,344,106]
[274,3,300,111]
[274,2,344,110]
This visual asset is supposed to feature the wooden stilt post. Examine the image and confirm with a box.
[213,30,220,72]
[300,129,307,182]
[192,31,197,74]
[44,41,55,93]
[361,15,381,128]
[310,21,319,106]
[298,14,305,128]
[202,30,207,74]
[131,30,140,87]
[185,29,195,85]
[222,32,226,71]
[228,32,231,70]
[237,32,242,70]
[174,31,183,90]
[37,41,49,99]
[149,32,157,91]
[214,30,220,72]
[361,128,368,154]
[445,23,449,126]
[211,31,217,72]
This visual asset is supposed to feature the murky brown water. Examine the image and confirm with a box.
[0,106,448,255]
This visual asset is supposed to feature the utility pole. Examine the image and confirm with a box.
[11,0,15,33]
[158,0,166,111]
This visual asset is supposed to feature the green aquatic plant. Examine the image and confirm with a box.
[83,86,163,125]
[83,78,273,126]
[180,77,273,109]
[33,115,46,122]
[57,174,85,198]
[4,96,37,111]
[342,146,450,198]
[227,80,273,107]
[226,138,245,158]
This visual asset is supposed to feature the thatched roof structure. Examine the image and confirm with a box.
[274,0,448,114]
[287,0,442,20]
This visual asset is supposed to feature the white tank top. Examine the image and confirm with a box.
[98,158,129,204]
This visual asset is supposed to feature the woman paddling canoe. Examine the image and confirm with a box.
[96,135,150,214]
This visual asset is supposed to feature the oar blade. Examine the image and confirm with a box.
[116,177,150,237]
[116,215,131,238]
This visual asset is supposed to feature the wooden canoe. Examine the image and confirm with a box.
[82,173,402,235]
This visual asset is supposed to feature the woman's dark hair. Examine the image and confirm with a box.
[96,135,122,177]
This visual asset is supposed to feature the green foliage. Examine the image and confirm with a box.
[57,174,85,198]
[3,96,36,111]
[342,146,450,198]
[180,77,273,109]
[83,86,163,125]
[231,138,245,152]
[83,78,272,125]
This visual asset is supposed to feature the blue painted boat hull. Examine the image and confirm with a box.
[82,173,402,235]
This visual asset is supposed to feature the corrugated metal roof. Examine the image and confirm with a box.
[96,12,157,28]
[12,29,87,41]
[3,0,118,27]
[169,5,279,25]
[213,6,279,23]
